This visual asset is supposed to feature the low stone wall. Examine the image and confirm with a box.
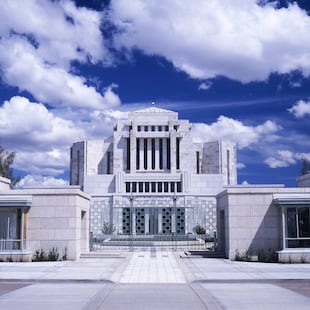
[278,249,310,263]
[0,252,32,262]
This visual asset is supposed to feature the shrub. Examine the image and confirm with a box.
[193,224,206,235]
[48,248,59,261]
[33,249,47,262]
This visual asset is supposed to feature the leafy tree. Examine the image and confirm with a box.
[101,221,115,234]
[301,158,310,175]
[0,145,20,187]
[193,224,206,235]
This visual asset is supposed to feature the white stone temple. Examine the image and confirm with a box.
[70,107,237,237]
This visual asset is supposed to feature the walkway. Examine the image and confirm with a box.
[0,250,309,309]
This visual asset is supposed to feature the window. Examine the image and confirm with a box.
[145,182,150,193]
[107,151,111,174]
[138,182,143,193]
[132,182,137,193]
[158,182,162,193]
[151,182,156,193]
[137,125,141,132]
[286,207,310,248]
[0,209,22,250]
[144,126,148,132]
[151,139,155,170]
[126,138,130,171]
[165,125,169,131]
[136,139,140,170]
[151,126,155,132]
[196,151,200,174]
[125,182,130,193]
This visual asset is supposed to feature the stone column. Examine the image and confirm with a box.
[155,138,160,170]
[131,205,136,236]
[170,132,176,173]
[130,132,136,173]
[158,208,162,234]
[139,138,144,171]
[145,208,150,234]
[162,139,167,170]
[171,198,176,233]
[147,138,152,171]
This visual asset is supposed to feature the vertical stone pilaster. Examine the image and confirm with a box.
[145,208,150,234]
[130,132,136,173]
[158,208,162,234]
[147,138,152,171]
[155,138,159,170]
[170,132,176,173]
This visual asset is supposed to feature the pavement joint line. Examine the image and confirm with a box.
[0,278,114,284]
[191,278,310,284]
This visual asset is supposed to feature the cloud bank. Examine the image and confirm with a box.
[111,0,310,82]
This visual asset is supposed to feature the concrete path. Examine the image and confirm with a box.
[0,250,310,309]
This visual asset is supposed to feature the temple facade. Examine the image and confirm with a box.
[70,107,237,237]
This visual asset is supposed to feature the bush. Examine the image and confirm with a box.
[48,248,59,261]
[193,224,206,235]
[33,249,47,261]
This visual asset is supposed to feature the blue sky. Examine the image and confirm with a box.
[0,0,310,187]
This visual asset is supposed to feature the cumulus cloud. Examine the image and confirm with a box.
[16,175,69,188]
[198,81,212,91]
[192,116,281,148]
[0,96,84,174]
[0,0,120,110]
[288,100,310,118]
[0,0,107,67]
[111,0,310,82]
[237,163,246,169]
[0,96,84,148]
[265,150,310,168]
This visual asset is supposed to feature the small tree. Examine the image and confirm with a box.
[101,222,116,235]
[0,145,20,187]
[193,224,206,235]
[301,158,310,175]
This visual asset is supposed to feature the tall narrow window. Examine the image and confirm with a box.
[227,150,230,185]
[125,182,130,193]
[145,182,150,193]
[196,151,200,174]
[170,182,175,193]
[144,138,148,170]
[126,138,130,171]
[151,182,156,193]
[177,182,182,192]
[77,150,80,184]
[159,139,163,169]
[151,138,155,169]
[107,151,111,174]
[138,182,143,192]
[176,138,180,170]
[136,139,140,170]
[132,182,137,193]
[167,138,171,170]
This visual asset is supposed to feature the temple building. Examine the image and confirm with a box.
[70,107,237,237]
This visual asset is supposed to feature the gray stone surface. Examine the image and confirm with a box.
[0,252,309,309]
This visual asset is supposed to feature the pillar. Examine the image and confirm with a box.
[158,208,162,234]
[130,132,136,172]
[145,208,150,234]
[155,138,160,170]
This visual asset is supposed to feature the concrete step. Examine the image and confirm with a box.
[183,250,225,258]
[80,251,125,259]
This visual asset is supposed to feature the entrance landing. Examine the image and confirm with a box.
[118,251,186,283]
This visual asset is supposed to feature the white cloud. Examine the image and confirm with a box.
[0,0,107,67]
[0,96,84,147]
[265,150,310,168]
[0,37,120,109]
[0,0,121,110]
[288,100,310,118]
[192,116,281,148]
[16,175,69,188]
[237,163,246,169]
[198,81,212,90]
[111,0,310,82]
